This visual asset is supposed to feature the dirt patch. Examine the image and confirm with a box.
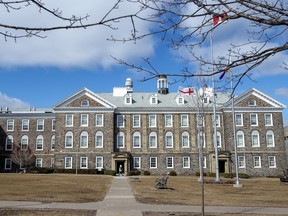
[0,209,96,216]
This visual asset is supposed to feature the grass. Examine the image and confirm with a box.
[130,176,288,208]
[0,173,112,202]
[0,174,287,216]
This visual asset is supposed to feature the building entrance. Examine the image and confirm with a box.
[219,160,226,173]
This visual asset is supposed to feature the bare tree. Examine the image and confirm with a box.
[10,143,35,172]
[1,1,287,91]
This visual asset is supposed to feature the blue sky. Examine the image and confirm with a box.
[0,1,287,126]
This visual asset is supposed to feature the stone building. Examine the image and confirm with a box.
[0,76,287,177]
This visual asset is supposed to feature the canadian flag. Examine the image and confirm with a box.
[212,10,227,25]
[178,87,195,95]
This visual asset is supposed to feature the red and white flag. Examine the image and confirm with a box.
[212,10,227,25]
[178,87,195,95]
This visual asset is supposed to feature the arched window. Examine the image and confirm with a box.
[266,130,275,147]
[251,130,260,147]
[133,132,141,148]
[81,99,89,107]
[95,131,103,148]
[181,132,190,148]
[51,135,55,151]
[236,131,245,147]
[36,135,44,150]
[149,132,157,148]
[197,132,206,148]
[165,132,173,148]
[21,135,29,150]
[248,99,256,106]
[5,135,13,151]
[80,131,88,148]
[65,131,73,148]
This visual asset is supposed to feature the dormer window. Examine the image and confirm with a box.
[81,99,89,107]
[248,99,256,106]
[150,94,158,104]
[124,94,132,105]
[176,96,184,105]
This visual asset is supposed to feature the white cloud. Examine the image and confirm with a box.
[0,92,30,108]
[275,88,288,97]
[0,1,155,69]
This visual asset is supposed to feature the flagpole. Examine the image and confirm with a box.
[230,57,242,188]
[210,28,220,183]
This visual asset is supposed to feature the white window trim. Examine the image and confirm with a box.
[5,135,13,151]
[80,157,88,169]
[81,114,89,127]
[235,114,243,126]
[253,156,261,168]
[150,157,157,169]
[117,115,125,128]
[268,156,276,168]
[133,157,141,169]
[149,115,157,127]
[80,131,88,148]
[117,132,125,148]
[65,114,74,127]
[133,132,141,148]
[250,114,258,126]
[264,113,273,126]
[238,156,246,168]
[183,156,190,168]
[65,131,73,148]
[37,119,44,131]
[96,156,104,169]
[133,115,141,128]
[165,132,173,148]
[181,115,189,127]
[165,115,173,127]
[251,130,260,147]
[96,114,104,127]
[181,132,190,148]
[266,130,275,147]
[149,132,157,148]
[236,131,245,148]
[95,131,104,148]
[4,158,12,170]
[7,119,14,131]
[36,135,44,151]
[36,158,43,167]
[65,157,72,169]
[166,157,174,169]
[22,119,29,131]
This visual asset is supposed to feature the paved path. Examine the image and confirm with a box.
[0,176,288,215]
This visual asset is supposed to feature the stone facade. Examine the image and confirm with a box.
[0,82,287,177]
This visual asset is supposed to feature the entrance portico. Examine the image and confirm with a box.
[112,152,131,175]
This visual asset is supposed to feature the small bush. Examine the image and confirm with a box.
[169,170,177,176]
[128,170,141,176]
[104,169,116,176]
[143,170,150,176]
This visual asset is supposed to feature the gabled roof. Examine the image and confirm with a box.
[53,88,116,110]
[224,88,286,109]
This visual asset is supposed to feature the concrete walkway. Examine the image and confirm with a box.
[0,176,288,215]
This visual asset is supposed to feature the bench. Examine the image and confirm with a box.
[280,176,288,183]
[130,176,140,182]
[155,176,169,189]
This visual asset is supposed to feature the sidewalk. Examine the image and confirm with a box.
[0,176,288,215]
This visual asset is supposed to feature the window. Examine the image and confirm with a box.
[80,157,88,169]
[133,132,141,148]
[96,156,103,169]
[65,131,73,148]
[166,157,174,168]
[117,115,125,127]
[216,131,221,148]
[165,115,173,127]
[65,157,72,169]
[81,114,89,127]
[149,115,156,127]
[248,99,256,106]
[35,158,43,167]
[149,132,157,148]
[213,115,220,127]
[264,114,273,126]
[96,114,103,127]
[238,156,246,168]
[117,132,125,148]
[51,135,55,151]
[21,135,28,150]
[22,119,29,131]
[183,156,190,168]
[251,130,260,147]
[236,131,245,147]
[177,96,184,105]
[181,132,190,148]
[203,156,207,168]
[125,95,132,105]
[268,156,276,168]
[7,119,14,131]
[52,119,56,131]
[133,115,140,127]
[150,157,157,169]
[235,114,243,126]
[197,132,206,148]
[95,131,103,148]
[51,158,55,168]
[36,135,44,150]
[181,115,189,127]
[5,135,13,151]
[81,99,89,107]
[266,130,275,147]
[197,115,204,127]
[37,119,44,131]
[253,156,261,168]
[80,131,88,148]
[165,132,173,148]
[65,114,73,127]
[250,114,258,126]
[150,95,158,104]
[5,158,12,170]
[133,157,141,169]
